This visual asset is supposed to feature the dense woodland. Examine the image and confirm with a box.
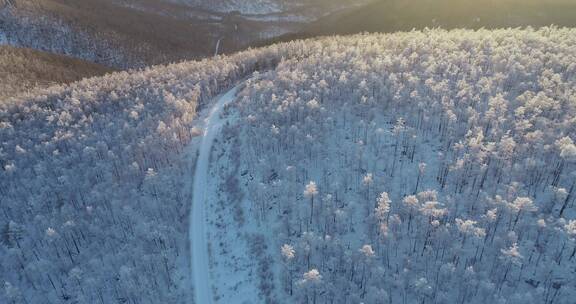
[1,28,576,303]
[228,28,576,303]
[0,40,301,303]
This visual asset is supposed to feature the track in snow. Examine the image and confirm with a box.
[190,85,239,304]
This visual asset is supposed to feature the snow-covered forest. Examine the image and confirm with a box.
[1,27,576,303]
[229,28,576,303]
[0,42,295,303]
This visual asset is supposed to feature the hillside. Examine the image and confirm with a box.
[0,0,364,100]
[273,0,576,42]
[0,45,112,101]
[1,28,576,303]
[0,41,297,304]
[182,0,368,15]
[0,0,229,68]
[0,0,364,69]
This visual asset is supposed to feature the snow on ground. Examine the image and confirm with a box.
[189,76,283,304]
[190,84,242,304]
[207,115,264,304]
[191,73,447,304]
[231,80,446,303]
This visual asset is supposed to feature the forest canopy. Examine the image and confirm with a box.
[1,27,576,303]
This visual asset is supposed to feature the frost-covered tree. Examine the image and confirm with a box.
[304,181,319,226]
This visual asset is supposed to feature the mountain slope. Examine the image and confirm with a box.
[0,45,113,101]
[0,0,366,70]
[274,0,576,42]
[0,41,298,304]
[223,28,576,303]
[180,0,282,14]
[1,28,576,303]
[0,0,221,68]
[175,0,367,15]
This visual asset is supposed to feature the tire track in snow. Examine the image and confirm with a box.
[190,85,240,304]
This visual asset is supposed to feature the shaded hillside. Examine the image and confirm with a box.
[1,0,357,99]
[0,0,363,69]
[182,0,368,15]
[0,45,113,100]
[0,0,228,68]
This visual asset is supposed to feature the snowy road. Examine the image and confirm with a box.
[190,85,239,304]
